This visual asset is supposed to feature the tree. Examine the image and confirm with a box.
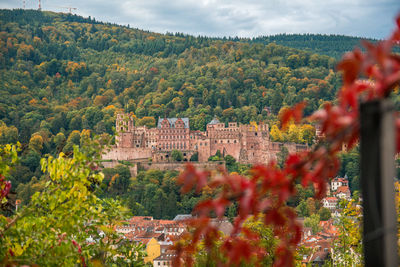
[318,207,331,221]
[300,124,315,145]
[332,200,362,266]
[276,146,288,169]
[0,141,146,266]
[171,150,184,162]
[304,213,321,234]
[270,124,284,142]
[103,164,132,195]
[296,200,309,217]
[136,116,156,128]
[190,152,198,162]
[224,155,237,173]
[28,135,43,152]
[53,132,66,152]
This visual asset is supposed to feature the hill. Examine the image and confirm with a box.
[0,9,369,189]
[1,8,397,220]
[248,34,377,59]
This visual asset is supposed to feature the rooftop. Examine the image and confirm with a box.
[157,118,189,128]
[208,117,221,125]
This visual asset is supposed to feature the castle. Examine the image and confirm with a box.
[102,113,308,165]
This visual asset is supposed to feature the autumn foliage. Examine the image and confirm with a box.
[173,15,400,266]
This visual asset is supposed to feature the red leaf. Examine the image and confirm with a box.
[280,102,306,129]
[337,49,363,86]
[265,209,286,226]
[178,164,208,193]
[397,14,400,29]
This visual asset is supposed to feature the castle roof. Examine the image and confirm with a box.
[157,118,189,128]
[208,117,220,125]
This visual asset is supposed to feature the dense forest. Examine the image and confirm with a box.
[249,34,377,59]
[0,9,392,219]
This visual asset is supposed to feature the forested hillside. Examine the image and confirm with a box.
[0,9,341,144]
[249,34,376,59]
[0,9,385,217]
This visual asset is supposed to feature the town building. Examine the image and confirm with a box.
[330,177,349,191]
[322,197,338,210]
[103,113,308,165]
[333,186,351,200]
[117,216,233,265]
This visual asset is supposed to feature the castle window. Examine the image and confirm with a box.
[255,132,258,136]
[215,140,217,143]
[234,140,237,143]
[227,140,230,143]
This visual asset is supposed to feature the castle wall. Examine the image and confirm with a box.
[102,147,152,161]
[107,113,310,166]
[140,161,225,172]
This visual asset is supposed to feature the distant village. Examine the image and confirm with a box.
[113,176,354,266]
[301,176,356,265]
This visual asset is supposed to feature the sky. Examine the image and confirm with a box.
[1,0,400,39]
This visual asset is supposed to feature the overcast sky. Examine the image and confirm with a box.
[1,0,400,39]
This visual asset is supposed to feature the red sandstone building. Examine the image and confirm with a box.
[103,113,307,165]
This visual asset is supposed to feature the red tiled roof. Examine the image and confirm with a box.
[336,186,350,193]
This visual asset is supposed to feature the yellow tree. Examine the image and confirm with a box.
[270,124,284,142]
[28,135,43,152]
[300,124,316,145]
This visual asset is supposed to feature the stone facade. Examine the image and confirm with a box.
[102,113,308,165]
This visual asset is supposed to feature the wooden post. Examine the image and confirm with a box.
[360,99,398,267]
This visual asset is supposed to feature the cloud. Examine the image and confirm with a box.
[1,0,399,39]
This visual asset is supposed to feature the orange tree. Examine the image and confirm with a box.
[173,15,400,267]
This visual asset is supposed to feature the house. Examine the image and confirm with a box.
[153,250,176,267]
[134,237,161,264]
[330,177,348,191]
[115,216,189,265]
[322,197,338,210]
[333,186,351,200]
[173,214,193,221]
